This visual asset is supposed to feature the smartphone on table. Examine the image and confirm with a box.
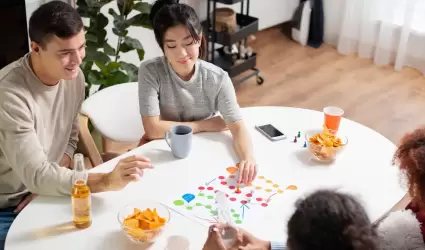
[255,124,287,141]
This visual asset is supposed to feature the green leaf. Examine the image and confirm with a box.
[120,61,139,81]
[103,43,116,56]
[96,29,107,46]
[119,43,133,53]
[94,61,109,75]
[112,28,128,37]
[108,8,123,22]
[107,62,121,71]
[129,13,152,29]
[136,49,145,61]
[106,71,130,85]
[124,37,143,50]
[95,13,109,29]
[86,33,98,43]
[133,2,151,14]
[81,61,93,72]
[117,0,135,16]
[87,70,105,85]
[85,49,111,65]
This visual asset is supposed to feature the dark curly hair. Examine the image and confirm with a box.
[392,126,425,207]
[287,190,379,250]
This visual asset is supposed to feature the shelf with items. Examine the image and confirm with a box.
[204,0,264,86]
[202,13,259,46]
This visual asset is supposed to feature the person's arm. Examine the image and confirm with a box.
[216,74,256,184]
[373,192,411,225]
[0,90,122,195]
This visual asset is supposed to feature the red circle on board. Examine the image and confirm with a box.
[229,186,235,190]
[207,187,214,191]
[226,194,229,197]
[241,200,247,204]
[198,186,205,190]
[246,194,252,198]
[221,181,227,185]
[261,203,268,207]
[214,190,218,193]
[256,198,263,202]
[218,176,225,179]
[230,198,236,201]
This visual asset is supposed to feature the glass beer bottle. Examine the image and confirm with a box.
[71,153,92,229]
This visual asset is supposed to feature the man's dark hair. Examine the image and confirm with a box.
[29,0,83,48]
[287,189,379,250]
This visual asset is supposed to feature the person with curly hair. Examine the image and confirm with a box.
[203,189,379,250]
[374,126,425,248]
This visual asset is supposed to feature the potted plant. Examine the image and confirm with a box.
[76,0,152,98]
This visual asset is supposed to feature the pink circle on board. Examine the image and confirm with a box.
[198,186,205,190]
[241,200,247,204]
[207,187,213,191]
[219,176,225,179]
[256,198,263,202]
[246,194,252,198]
[225,194,229,197]
[214,190,218,193]
[230,198,236,201]
[229,186,235,190]
[261,203,268,207]
[221,181,227,185]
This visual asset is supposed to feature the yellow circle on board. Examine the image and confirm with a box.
[258,176,265,179]
[273,184,279,188]
[277,189,284,194]
[266,180,272,184]
[256,186,262,190]
[265,189,273,192]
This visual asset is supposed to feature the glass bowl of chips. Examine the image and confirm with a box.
[117,200,171,243]
[305,126,348,162]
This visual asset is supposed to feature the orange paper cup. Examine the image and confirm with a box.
[323,106,344,132]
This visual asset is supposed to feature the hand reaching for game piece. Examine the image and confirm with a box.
[237,159,257,185]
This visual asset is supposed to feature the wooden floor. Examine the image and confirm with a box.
[235,26,425,144]
[105,26,425,156]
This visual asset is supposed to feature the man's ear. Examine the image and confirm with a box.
[30,41,41,53]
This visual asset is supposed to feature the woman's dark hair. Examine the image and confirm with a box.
[392,126,425,207]
[149,0,207,59]
[287,190,379,250]
[29,0,83,49]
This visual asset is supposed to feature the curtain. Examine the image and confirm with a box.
[327,0,425,75]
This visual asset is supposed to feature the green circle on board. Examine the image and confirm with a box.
[207,195,214,199]
[173,200,185,206]
[211,210,218,215]
[235,220,242,224]
[186,206,193,210]
[231,209,235,213]
[233,214,240,218]
[205,205,212,209]
[196,203,203,206]
[198,193,205,197]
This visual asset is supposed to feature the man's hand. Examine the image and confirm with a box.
[14,193,38,213]
[59,154,72,169]
[236,228,270,250]
[105,155,154,191]
[203,224,241,250]
[237,159,258,185]
[202,116,229,132]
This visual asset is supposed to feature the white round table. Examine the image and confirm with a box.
[5,106,406,250]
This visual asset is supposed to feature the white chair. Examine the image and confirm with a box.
[78,82,144,167]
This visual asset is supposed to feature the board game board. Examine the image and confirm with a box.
[169,165,298,227]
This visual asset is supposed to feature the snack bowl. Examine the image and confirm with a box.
[117,200,171,243]
[305,129,348,162]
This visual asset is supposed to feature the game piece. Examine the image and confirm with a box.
[303,141,307,147]
[297,131,301,138]
[235,185,241,194]
[293,136,297,143]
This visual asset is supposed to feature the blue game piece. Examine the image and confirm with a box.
[182,193,195,203]
[303,141,307,148]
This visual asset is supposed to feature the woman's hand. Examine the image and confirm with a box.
[237,159,258,185]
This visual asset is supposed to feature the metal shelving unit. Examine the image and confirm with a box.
[202,0,264,86]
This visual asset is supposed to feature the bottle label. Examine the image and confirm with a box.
[72,197,91,217]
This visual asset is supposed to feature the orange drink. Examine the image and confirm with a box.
[323,106,344,133]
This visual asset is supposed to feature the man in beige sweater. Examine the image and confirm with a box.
[0,1,153,248]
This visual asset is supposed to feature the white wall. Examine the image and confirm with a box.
[100,0,299,67]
